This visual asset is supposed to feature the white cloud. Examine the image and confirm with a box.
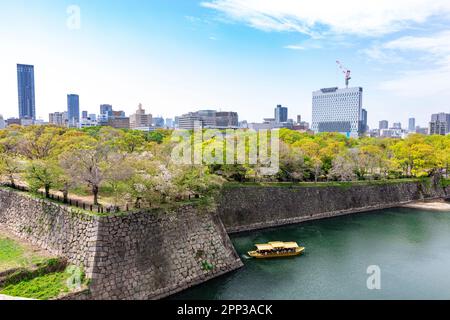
[374,31,450,97]
[284,39,325,51]
[384,31,450,64]
[201,0,450,37]
[359,45,406,64]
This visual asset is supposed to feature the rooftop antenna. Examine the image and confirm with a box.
[336,60,352,88]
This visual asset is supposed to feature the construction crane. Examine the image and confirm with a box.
[336,60,352,88]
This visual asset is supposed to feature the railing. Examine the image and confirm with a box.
[1,183,130,213]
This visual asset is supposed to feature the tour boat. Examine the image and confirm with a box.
[248,241,305,259]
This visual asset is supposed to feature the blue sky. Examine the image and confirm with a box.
[1,0,450,128]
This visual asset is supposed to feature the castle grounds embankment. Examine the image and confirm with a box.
[219,180,448,233]
[0,179,448,299]
[0,188,242,300]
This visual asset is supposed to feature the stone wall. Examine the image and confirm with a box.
[1,179,447,299]
[0,188,243,300]
[0,189,99,276]
[89,209,242,300]
[219,180,448,233]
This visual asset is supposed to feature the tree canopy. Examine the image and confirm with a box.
[0,125,449,212]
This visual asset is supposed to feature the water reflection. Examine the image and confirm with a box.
[171,208,450,300]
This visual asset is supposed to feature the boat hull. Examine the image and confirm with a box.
[248,247,305,259]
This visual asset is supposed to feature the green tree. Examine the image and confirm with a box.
[25,160,59,198]
[277,142,306,182]
[0,152,21,187]
[60,142,112,205]
[18,126,62,160]
[104,153,134,206]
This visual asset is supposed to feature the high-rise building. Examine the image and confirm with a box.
[178,112,202,130]
[393,122,402,129]
[429,121,448,135]
[431,113,450,123]
[296,115,302,124]
[0,115,5,129]
[215,112,239,128]
[312,87,364,138]
[361,109,368,134]
[108,118,130,129]
[111,110,125,118]
[67,94,80,125]
[130,104,153,129]
[429,113,450,135]
[49,112,68,127]
[100,104,113,116]
[379,120,389,130]
[107,116,130,129]
[275,105,288,123]
[408,118,416,132]
[153,117,165,128]
[101,109,129,129]
[17,64,36,120]
[196,110,216,127]
[431,113,450,134]
[165,118,174,129]
[82,111,88,119]
[178,110,239,130]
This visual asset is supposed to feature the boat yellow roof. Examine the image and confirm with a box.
[255,242,300,251]
[283,242,300,249]
[255,244,274,251]
[268,242,286,248]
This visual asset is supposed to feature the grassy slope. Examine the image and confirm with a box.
[0,271,71,300]
[0,236,75,300]
[0,237,47,272]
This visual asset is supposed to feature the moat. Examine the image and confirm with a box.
[173,207,450,300]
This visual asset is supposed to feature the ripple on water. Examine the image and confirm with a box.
[171,208,450,300]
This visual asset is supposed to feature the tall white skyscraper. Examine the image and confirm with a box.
[312,87,364,138]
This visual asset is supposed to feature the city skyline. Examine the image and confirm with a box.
[5,63,444,131]
[1,1,450,127]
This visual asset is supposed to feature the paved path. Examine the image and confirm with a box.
[402,200,450,212]
[0,294,35,300]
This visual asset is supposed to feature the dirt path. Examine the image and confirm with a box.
[3,180,116,207]
[402,199,450,212]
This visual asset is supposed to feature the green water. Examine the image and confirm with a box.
[173,208,450,300]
